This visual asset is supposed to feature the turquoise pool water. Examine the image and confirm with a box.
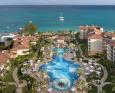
[39,48,80,91]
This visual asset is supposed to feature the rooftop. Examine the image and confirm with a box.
[57,36,64,40]
[88,34,103,39]
[11,35,38,51]
[0,52,10,65]
[80,25,101,31]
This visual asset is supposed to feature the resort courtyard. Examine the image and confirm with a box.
[21,34,109,93]
[20,35,88,93]
[0,32,111,93]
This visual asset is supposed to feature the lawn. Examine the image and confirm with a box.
[3,67,14,82]
[88,84,97,93]
[4,85,16,93]
[22,86,29,93]
[0,85,16,93]
[103,85,112,93]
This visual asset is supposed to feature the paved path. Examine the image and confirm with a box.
[0,81,16,85]
[13,67,27,93]
[92,64,110,93]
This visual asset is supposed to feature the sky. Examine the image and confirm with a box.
[0,0,115,5]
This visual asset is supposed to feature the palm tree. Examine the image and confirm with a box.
[37,72,48,92]
[33,36,51,60]
[22,21,37,35]
[76,68,83,77]
[77,79,88,93]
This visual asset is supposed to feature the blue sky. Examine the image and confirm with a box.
[0,0,115,5]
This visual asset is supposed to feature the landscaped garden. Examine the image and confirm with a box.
[3,67,15,82]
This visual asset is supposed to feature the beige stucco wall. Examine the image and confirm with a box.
[88,39,103,55]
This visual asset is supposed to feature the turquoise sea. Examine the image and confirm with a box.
[0,5,115,32]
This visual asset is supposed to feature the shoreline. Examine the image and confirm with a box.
[0,27,115,34]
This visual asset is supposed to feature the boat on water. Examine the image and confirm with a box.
[59,13,64,21]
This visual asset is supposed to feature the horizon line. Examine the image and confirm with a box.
[0,4,115,6]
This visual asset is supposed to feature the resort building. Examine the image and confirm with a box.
[88,34,103,56]
[103,32,115,62]
[11,35,37,58]
[0,34,38,77]
[106,40,115,62]
[57,36,65,48]
[79,25,103,40]
[79,25,105,56]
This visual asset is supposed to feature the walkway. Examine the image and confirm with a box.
[92,64,110,93]
[13,67,27,93]
[0,81,16,85]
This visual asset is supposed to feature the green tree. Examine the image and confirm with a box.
[23,21,37,35]
[77,79,88,93]
[76,67,83,77]
[30,36,51,60]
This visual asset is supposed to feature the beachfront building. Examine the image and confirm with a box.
[104,33,115,62]
[79,25,104,55]
[79,25,103,40]
[11,35,37,58]
[88,34,103,56]
[106,40,115,62]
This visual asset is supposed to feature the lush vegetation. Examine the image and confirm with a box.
[17,65,37,93]
[0,83,16,93]
[103,84,112,93]
[30,36,52,60]
[10,53,34,67]
[75,32,88,56]
[99,54,115,93]
[88,84,97,93]
[21,21,37,35]
[3,67,15,82]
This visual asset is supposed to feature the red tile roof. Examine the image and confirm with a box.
[11,35,38,51]
[0,52,10,65]
[80,25,101,31]
[88,34,103,39]
[58,36,64,40]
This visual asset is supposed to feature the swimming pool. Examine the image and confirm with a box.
[39,48,80,91]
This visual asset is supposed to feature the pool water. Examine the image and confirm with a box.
[39,48,80,91]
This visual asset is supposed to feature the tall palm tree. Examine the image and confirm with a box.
[77,79,88,93]
[35,37,51,60]
[76,68,83,77]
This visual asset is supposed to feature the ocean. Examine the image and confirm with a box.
[0,5,115,33]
